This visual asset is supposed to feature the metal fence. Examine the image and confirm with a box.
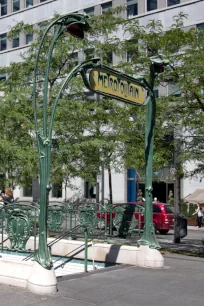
[0,200,144,254]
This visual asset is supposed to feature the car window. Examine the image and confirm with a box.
[164,205,175,214]
[153,205,161,213]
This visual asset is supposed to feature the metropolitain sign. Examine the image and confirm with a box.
[88,67,145,105]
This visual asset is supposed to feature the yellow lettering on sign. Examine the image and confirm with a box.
[89,68,145,105]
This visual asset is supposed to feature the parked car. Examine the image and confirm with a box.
[96,202,174,234]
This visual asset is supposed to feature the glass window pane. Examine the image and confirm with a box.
[127,3,138,17]
[52,184,62,198]
[71,52,78,66]
[26,33,33,44]
[39,22,47,32]
[23,186,32,197]
[13,0,20,12]
[84,7,94,16]
[26,0,33,7]
[13,36,19,48]
[197,23,204,29]
[85,48,94,60]
[0,74,6,81]
[147,0,157,11]
[0,0,7,16]
[102,1,112,13]
[0,33,7,51]
[167,0,180,6]
[104,51,112,64]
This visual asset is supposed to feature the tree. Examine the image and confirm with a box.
[1,9,204,201]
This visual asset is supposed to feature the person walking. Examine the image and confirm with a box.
[0,187,14,204]
[192,204,203,228]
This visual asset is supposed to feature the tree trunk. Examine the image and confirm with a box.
[108,166,112,204]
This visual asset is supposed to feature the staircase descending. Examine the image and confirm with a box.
[0,252,104,277]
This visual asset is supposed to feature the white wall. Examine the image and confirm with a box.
[181,161,204,198]
[1,0,204,67]
[99,169,127,203]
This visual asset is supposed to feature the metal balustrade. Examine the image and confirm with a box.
[0,200,145,254]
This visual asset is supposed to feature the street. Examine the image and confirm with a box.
[157,228,204,242]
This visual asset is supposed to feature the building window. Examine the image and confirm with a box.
[40,0,47,2]
[0,33,7,51]
[103,51,112,64]
[0,74,6,81]
[154,88,159,98]
[71,52,78,66]
[147,0,157,11]
[23,186,32,197]
[52,183,62,198]
[84,6,94,16]
[84,181,96,199]
[39,22,47,32]
[26,0,33,7]
[101,1,112,14]
[13,0,20,12]
[168,83,181,97]
[197,23,204,29]
[167,0,180,6]
[12,36,19,48]
[84,48,94,60]
[26,33,33,44]
[126,39,138,62]
[127,0,138,18]
[0,0,7,16]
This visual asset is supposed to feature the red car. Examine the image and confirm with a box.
[96,202,174,234]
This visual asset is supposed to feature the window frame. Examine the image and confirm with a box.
[101,1,112,14]
[52,183,62,198]
[25,32,33,45]
[0,33,7,51]
[84,6,94,16]
[13,0,20,12]
[12,36,20,48]
[0,0,7,16]
[147,0,157,12]
[127,0,138,18]
[167,0,180,7]
[25,0,33,8]
[23,185,33,197]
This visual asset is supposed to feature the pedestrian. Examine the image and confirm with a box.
[0,187,14,204]
[192,204,203,228]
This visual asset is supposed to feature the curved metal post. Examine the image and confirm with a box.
[32,14,90,269]
[138,64,160,249]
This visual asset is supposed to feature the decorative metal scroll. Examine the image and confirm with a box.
[79,206,98,233]
[6,208,31,251]
[47,204,65,232]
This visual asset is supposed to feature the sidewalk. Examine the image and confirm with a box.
[188,225,204,231]
[0,253,203,306]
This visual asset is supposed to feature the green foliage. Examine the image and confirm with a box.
[1,8,204,190]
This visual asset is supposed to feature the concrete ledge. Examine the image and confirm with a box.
[0,236,164,268]
[137,245,164,268]
[0,257,32,288]
[0,257,57,294]
[27,261,57,295]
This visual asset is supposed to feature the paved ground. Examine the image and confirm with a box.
[0,227,203,306]
[102,226,204,256]
[0,253,203,306]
